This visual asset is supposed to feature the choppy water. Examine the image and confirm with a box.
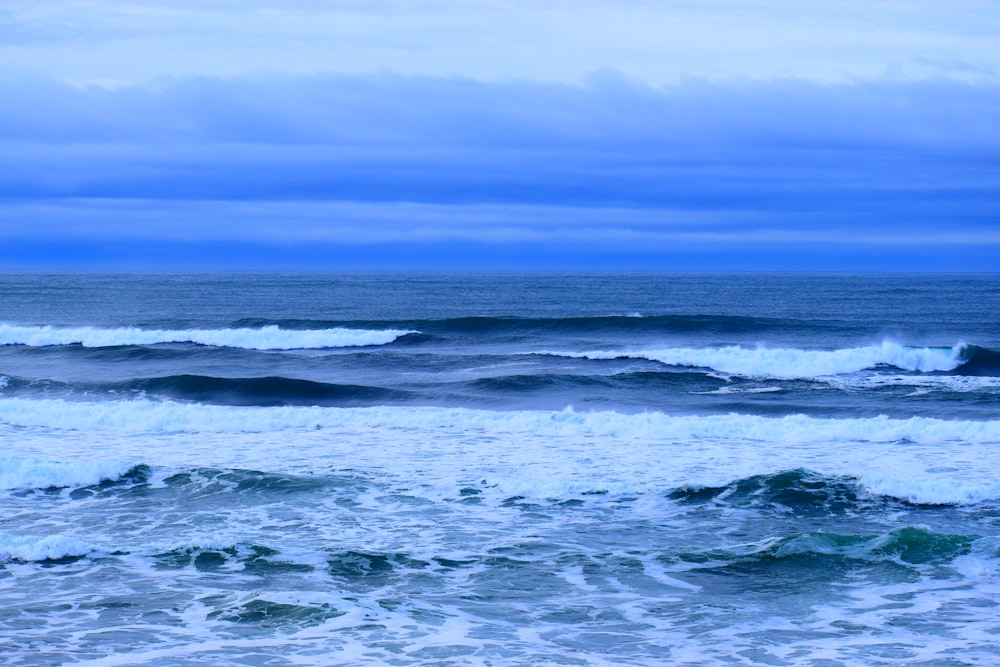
[2,272,999,666]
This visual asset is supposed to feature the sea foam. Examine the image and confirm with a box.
[0,324,415,350]
[0,398,997,445]
[539,341,966,378]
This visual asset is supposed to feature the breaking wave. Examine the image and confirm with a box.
[0,533,99,563]
[538,341,983,379]
[0,456,145,491]
[0,324,415,350]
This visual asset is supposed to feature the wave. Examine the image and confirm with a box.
[232,314,820,336]
[960,345,1000,376]
[0,533,99,563]
[2,398,998,446]
[123,375,408,407]
[0,324,415,350]
[0,456,144,491]
[466,371,722,393]
[537,341,981,379]
[670,468,1000,508]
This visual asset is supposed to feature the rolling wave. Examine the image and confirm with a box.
[0,533,100,563]
[0,456,144,491]
[538,341,983,378]
[124,375,408,406]
[666,527,976,570]
[0,324,415,350]
[232,314,834,337]
[669,468,1000,509]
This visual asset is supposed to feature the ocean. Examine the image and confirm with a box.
[1,272,999,666]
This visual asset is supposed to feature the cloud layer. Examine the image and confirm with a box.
[2,2,998,269]
[4,1,999,85]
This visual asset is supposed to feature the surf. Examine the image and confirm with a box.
[537,341,975,378]
[0,324,416,350]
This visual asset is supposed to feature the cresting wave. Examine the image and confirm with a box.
[1,397,998,444]
[0,324,415,350]
[0,533,99,563]
[0,456,142,490]
[538,341,981,378]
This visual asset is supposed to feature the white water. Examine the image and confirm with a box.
[2,398,998,505]
[0,324,415,350]
[0,533,98,563]
[539,341,966,378]
[0,455,138,490]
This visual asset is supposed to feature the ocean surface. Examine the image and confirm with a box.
[2,272,999,666]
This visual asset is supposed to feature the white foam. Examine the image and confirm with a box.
[539,341,966,378]
[860,472,1000,505]
[2,399,998,507]
[824,374,1000,392]
[0,455,140,490]
[0,398,997,445]
[0,533,96,562]
[693,386,783,395]
[0,323,415,350]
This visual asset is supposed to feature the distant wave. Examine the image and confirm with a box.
[0,324,415,350]
[124,375,409,407]
[233,314,823,336]
[537,342,983,378]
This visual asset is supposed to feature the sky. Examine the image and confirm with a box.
[1,0,998,270]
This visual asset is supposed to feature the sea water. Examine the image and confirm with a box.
[1,272,999,666]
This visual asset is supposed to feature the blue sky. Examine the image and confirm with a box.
[1,1,998,270]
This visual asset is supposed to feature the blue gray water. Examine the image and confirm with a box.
[2,272,999,666]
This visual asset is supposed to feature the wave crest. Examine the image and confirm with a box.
[539,341,970,378]
[0,533,98,563]
[0,324,415,350]
[0,456,145,491]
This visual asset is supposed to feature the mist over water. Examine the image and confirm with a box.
[2,273,999,666]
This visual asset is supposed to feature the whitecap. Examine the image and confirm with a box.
[0,323,415,350]
[537,341,966,379]
[0,455,141,490]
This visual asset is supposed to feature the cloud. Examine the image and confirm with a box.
[2,73,999,149]
[1,72,997,269]
[1,75,998,207]
[2,1,999,85]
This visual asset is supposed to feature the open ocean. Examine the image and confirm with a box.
[2,272,1000,666]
